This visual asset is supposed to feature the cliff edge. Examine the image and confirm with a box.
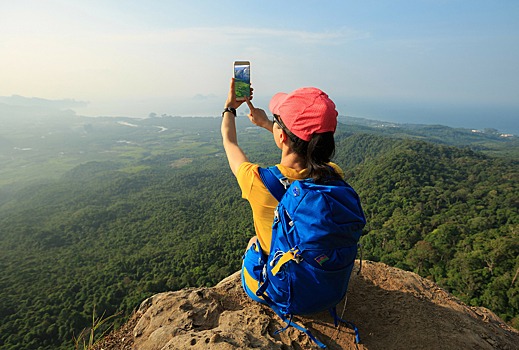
[93,261,519,349]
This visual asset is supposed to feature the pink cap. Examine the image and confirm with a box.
[269,87,338,142]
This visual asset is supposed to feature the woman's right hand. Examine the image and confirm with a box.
[245,96,273,132]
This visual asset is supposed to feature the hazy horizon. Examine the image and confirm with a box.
[2,4,518,99]
[2,93,518,136]
[1,1,518,134]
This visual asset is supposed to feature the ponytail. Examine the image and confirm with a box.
[275,115,340,184]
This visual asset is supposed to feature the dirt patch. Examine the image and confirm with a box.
[169,158,193,168]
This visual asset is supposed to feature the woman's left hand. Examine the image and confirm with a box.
[225,78,253,109]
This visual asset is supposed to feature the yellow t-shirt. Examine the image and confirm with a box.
[236,162,344,254]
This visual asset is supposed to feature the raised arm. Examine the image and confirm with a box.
[221,78,249,176]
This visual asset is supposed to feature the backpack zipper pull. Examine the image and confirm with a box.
[285,209,294,227]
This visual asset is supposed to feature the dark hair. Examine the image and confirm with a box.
[275,114,340,184]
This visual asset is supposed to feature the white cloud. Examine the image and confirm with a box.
[93,26,370,46]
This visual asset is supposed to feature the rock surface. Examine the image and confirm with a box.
[94,261,519,350]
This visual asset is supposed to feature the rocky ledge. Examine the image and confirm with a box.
[93,261,519,350]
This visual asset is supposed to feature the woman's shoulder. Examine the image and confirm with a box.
[237,162,260,179]
[328,162,344,178]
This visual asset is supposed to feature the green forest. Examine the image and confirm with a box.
[0,114,518,349]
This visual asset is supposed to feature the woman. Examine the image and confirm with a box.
[221,78,344,301]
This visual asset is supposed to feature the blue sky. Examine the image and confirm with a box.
[1,0,518,128]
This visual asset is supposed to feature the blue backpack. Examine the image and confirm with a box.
[252,166,366,348]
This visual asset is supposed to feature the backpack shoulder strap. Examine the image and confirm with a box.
[258,166,290,202]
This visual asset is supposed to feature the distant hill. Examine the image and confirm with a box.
[337,115,519,158]
[0,95,88,109]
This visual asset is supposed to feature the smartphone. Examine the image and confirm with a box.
[233,61,250,101]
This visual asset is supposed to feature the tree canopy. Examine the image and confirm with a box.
[0,115,518,349]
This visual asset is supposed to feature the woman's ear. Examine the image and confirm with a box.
[278,129,289,145]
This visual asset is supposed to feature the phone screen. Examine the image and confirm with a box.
[234,62,250,100]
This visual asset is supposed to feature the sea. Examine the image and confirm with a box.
[73,96,519,136]
[338,99,519,136]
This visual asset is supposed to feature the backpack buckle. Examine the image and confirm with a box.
[280,178,290,189]
[293,249,303,264]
